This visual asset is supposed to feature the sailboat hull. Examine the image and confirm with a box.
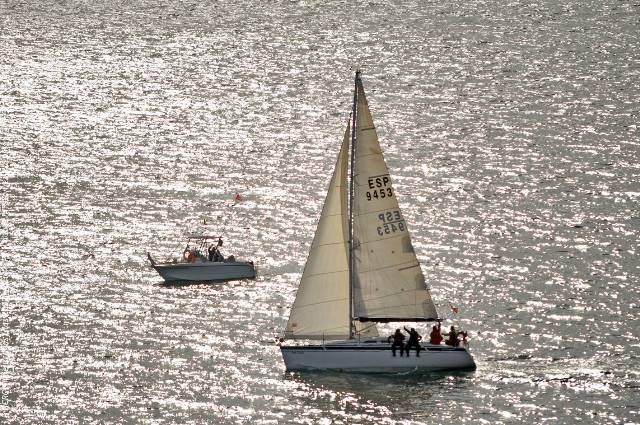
[280,341,476,372]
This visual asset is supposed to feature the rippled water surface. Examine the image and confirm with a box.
[1,0,639,423]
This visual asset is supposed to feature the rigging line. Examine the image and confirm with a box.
[355,290,429,302]
[291,297,351,308]
[307,240,349,248]
[397,264,421,271]
[300,269,349,279]
[352,259,419,273]
[356,322,378,333]
[352,234,413,245]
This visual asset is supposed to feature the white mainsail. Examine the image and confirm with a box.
[285,122,377,339]
[351,81,439,322]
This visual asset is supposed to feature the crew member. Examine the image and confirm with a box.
[404,326,422,357]
[446,325,458,346]
[429,323,443,345]
[387,329,405,357]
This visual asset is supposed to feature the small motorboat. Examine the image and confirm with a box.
[147,235,256,283]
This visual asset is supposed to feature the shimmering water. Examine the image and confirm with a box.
[1,0,639,423]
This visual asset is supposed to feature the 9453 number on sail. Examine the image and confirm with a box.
[366,174,394,201]
[377,209,406,236]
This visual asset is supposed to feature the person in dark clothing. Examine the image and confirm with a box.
[208,245,223,262]
[387,329,405,357]
[445,325,458,346]
[404,326,422,357]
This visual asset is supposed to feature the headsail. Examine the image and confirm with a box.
[351,76,439,322]
[285,120,377,339]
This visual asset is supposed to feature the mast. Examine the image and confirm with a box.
[348,70,360,339]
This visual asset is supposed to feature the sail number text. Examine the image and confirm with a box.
[366,175,393,201]
[376,210,405,236]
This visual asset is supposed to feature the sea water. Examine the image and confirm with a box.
[1,0,639,423]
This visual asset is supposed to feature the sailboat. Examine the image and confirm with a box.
[279,72,476,372]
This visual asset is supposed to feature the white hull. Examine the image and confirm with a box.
[151,261,256,282]
[280,339,476,372]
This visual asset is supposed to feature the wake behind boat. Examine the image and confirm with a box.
[148,235,256,283]
[279,71,476,372]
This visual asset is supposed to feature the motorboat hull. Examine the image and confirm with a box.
[151,260,256,282]
[280,340,476,372]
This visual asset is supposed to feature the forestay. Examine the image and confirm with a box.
[351,80,439,322]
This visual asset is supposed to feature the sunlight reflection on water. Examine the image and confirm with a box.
[1,0,639,423]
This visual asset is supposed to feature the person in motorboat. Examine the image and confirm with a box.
[208,244,217,261]
[403,326,422,357]
[429,322,443,345]
[207,245,224,262]
[184,248,196,263]
[387,329,406,357]
[445,326,458,346]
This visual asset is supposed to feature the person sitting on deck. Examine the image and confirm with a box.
[445,326,458,346]
[403,326,422,357]
[387,329,405,357]
[429,323,443,345]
